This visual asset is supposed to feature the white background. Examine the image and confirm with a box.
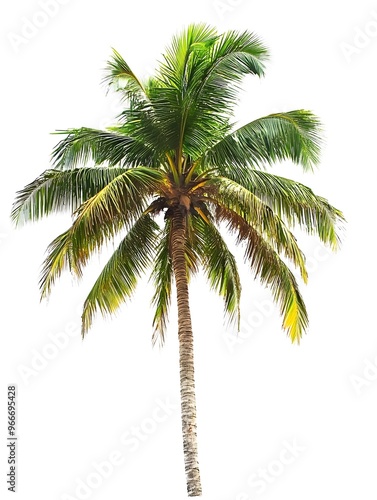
[1,0,376,499]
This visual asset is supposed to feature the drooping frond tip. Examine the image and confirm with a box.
[102,48,145,95]
[81,215,160,337]
[191,215,241,329]
[150,220,173,347]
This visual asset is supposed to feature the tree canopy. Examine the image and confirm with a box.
[11,23,345,345]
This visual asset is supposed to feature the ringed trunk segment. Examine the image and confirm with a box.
[170,206,202,497]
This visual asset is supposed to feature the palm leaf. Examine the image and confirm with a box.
[150,220,173,346]
[81,214,160,336]
[203,110,322,172]
[227,169,345,249]
[216,205,308,342]
[51,128,156,169]
[38,229,81,295]
[210,177,308,282]
[244,225,308,343]
[40,167,164,297]
[157,24,218,89]
[191,215,241,328]
[193,28,268,106]
[11,167,127,226]
[103,48,145,98]
[153,25,269,160]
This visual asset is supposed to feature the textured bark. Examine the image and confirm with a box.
[171,206,202,497]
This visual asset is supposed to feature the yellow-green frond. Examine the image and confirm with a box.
[191,215,241,328]
[212,204,308,343]
[150,220,173,347]
[81,215,160,336]
[10,167,128,227]
[211,177,308,282]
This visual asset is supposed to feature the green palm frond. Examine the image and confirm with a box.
[38,229,81,296]
[157,23,218,89]
[216,205,308,342]
[150,220,173,347]
[11,167,127,226]
[228,169,345,249]
[69,166,163,249]
[103,48,145,98]
[51,128,156,169]
[192,215,241,328]
[193,28,268,106]
[40,167,164,297]
[152,25,269,159]
[81,214,160,336]
[158,25,268,98]
[113,104,175,163]
[244,226,308,343]
[203,110,322,172]
[211,177,308,282]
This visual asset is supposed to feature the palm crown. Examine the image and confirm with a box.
[11,24,344,496]
[12,24,343,344]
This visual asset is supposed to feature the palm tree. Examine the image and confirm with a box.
[11,24,344,497]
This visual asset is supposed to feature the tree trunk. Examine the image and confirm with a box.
[170,206,202,497]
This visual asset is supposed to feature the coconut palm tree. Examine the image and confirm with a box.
[11,24,344,497]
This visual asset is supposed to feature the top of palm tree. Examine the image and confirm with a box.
[11,23,345,345]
